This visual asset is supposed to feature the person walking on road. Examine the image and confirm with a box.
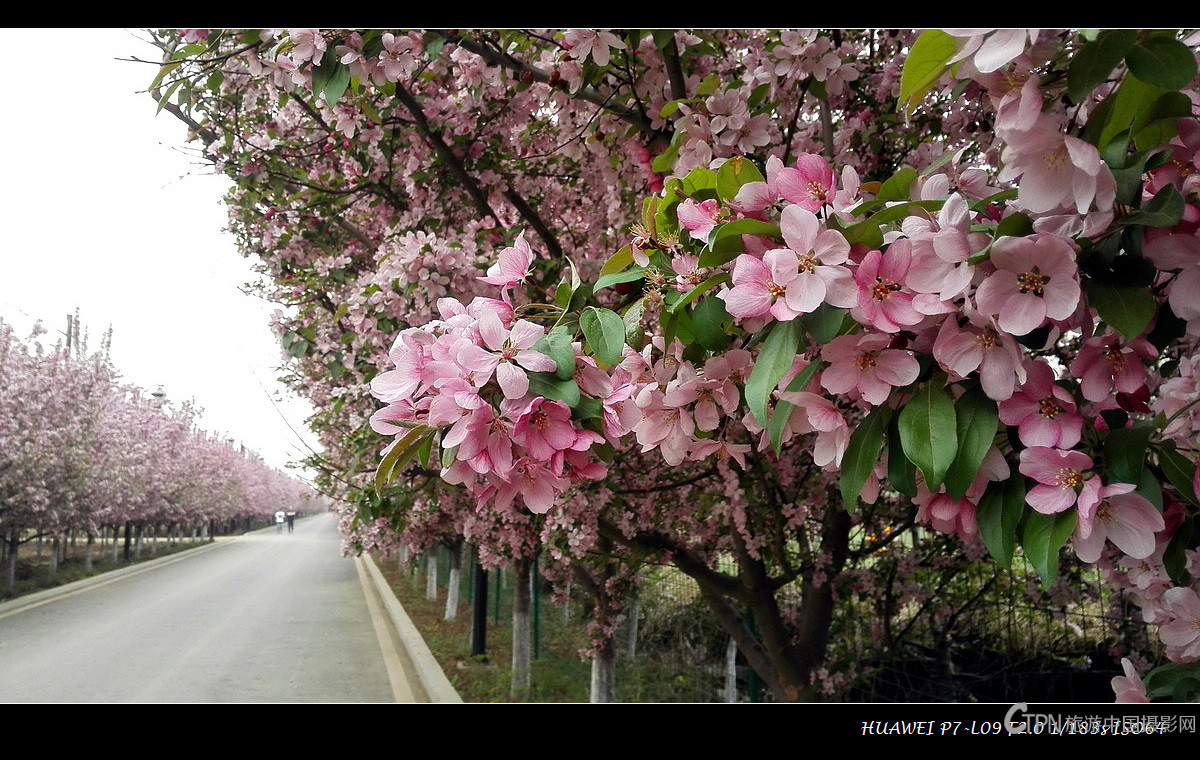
[286,510,296,533]
[275,510,285,533]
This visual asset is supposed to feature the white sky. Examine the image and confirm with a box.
[0,28,322,478]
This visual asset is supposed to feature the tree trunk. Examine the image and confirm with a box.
[471,560,488,658]
[725,638,739,703]
[626,589,640,658]
[511,556,533,698]
[590,636,616,703]
[425,550,438,601]
[444,541,462,621]
[6,532,19,593]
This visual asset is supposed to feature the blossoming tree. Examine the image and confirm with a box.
[0,319,316,588]
[149,28,1200,701]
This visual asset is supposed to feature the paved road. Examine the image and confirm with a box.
[0,512,409,703]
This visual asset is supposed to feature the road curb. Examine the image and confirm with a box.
[361,553,463,703]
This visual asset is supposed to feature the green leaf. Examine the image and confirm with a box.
[977,475,1025,568]
[1162,514,1194,585]
[835,218,886,249]
[680,166,718,197]
[526,372,581,407]
[1123,182,1186,227]
[799,304,848,346]
[899,29,957,117]
[1126,35,1199,92]
[716,156,766,202]
[532,327,577,380]
[311,59,352,105]
[1159,448,1200,507]
[375,425,432,495]
[864,199,944,225]
[1132,91,1192,151]
[698,219,784,268]
[1104,424,1154,485]
[579,306,626,368]
[897,380,958,492]
[1084,280,1157,340]
[1022,510,1078,587]
[598,244,634,278]
[594,267,646,293]
[768,359,823,455]
[745,320,805,427]
[1087,74,1166,150]
[622,297,647,351]
[886,415,917,498]
[993,212,1034,241]
[943,385,999,501]
[689,296,731,353]
[1067,29,1136,104]
[876,168,919,203]
[667,274,730,314]
[1144,662,1200,702]
[840,404,893,511]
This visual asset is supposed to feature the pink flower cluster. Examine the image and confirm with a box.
[369,287,615,514]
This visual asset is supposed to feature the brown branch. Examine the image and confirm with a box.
[392,80,502,224]
[444,31,666,141]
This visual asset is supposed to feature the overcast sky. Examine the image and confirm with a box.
[0,28,322,477]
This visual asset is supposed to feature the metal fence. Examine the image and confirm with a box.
[407,544,1157,702]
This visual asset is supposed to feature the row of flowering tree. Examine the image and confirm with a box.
[148,28,1200,701]
[0,319,316,591]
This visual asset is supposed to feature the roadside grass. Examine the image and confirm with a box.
[1,533,235,601]
[376,560,591,702]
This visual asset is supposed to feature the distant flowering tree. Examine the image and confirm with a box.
[0,319,316,589]
[150,28,1200,702]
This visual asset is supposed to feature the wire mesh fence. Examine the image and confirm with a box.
[403,543,1157,702]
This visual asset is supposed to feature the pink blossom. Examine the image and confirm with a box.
[491,457,568,514]
[998,113,1115,215]
[998,359,1083,448]
[933,311,1026,401]
[776,153,836,212]
[731,155,786,217]
[477,311,557,400]
[678,198,724,243]
[820,333,920,406]
[633,393,695,466]
[1073,483,1165,563]
[1018,446,1101,518]
[443,405,514,476]
[776,390,849,468]
[1159,586,1200,662]
[915,491,980,542]
[974,232,1080,336]
[479,232,535,292]
[777,204,857,312]
[1111,658,1150,703]
[720,248,808,322]
[560,29,626,67]
[1143,232,1200,324]
[1069,332,1156,404]
[663,361,725,431]
[850,244,924,333]
[945,29,1040,73]
[902,193,986,303]
[511,397,580,463]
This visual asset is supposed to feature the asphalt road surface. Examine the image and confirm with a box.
[0,512,409,703]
